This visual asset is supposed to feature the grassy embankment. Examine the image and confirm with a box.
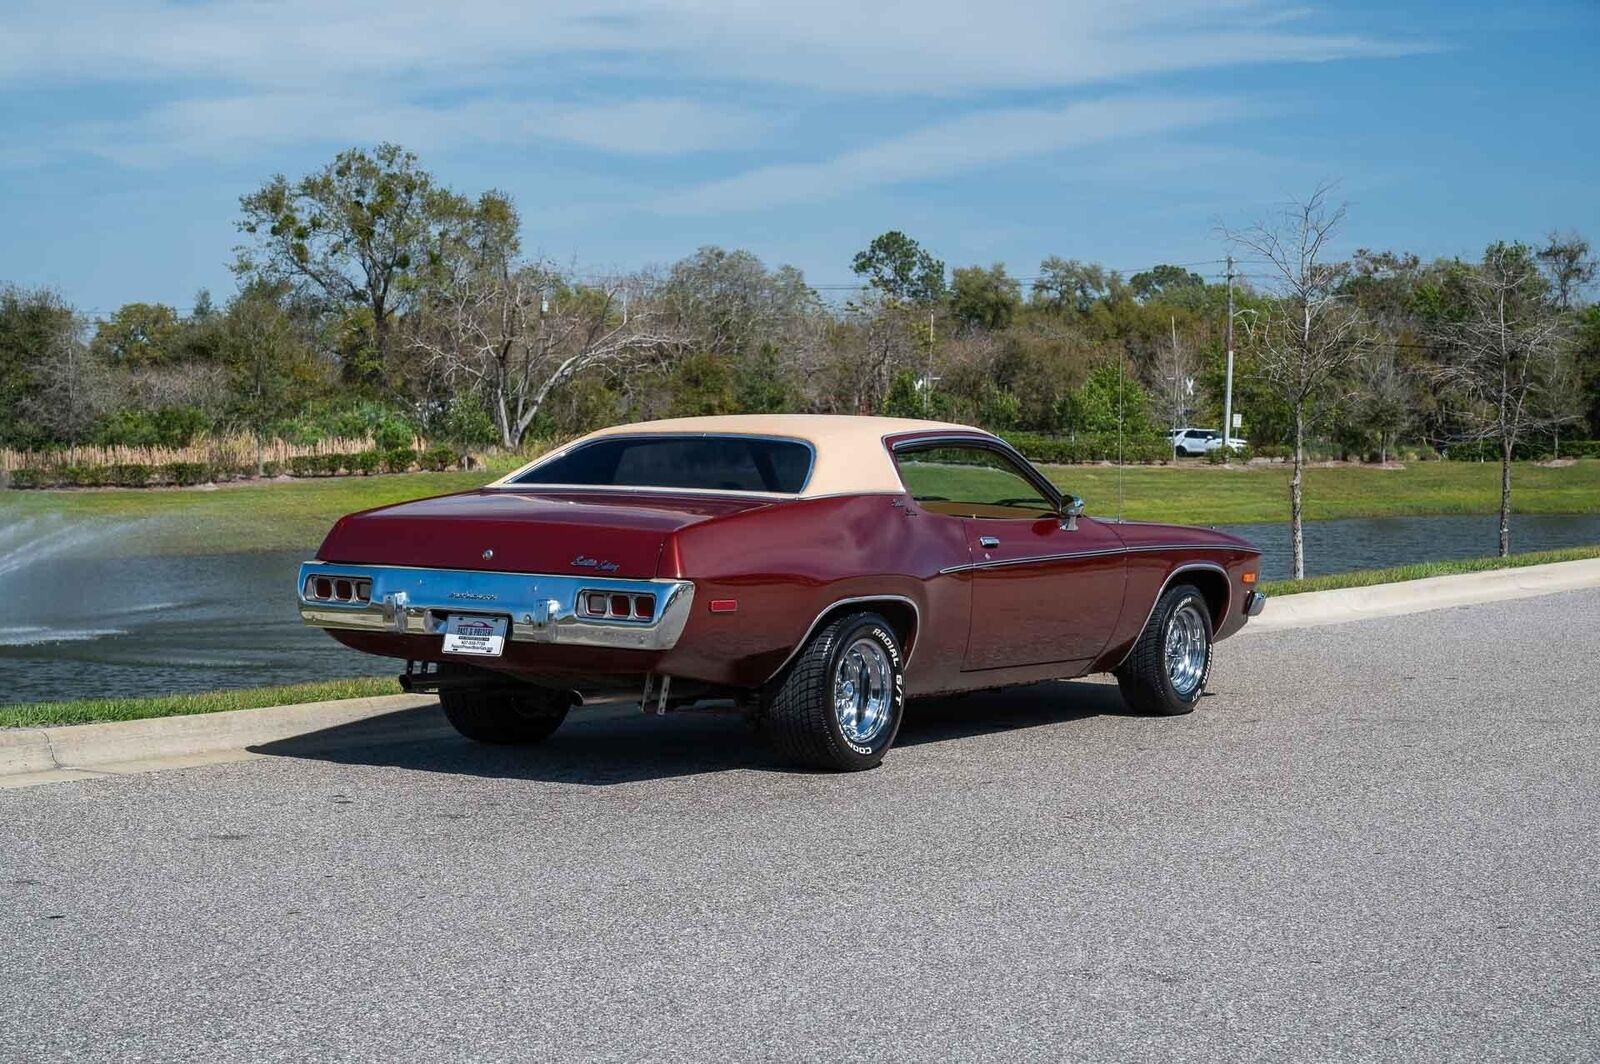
[2,458,1598,556]
[6,545,1597,728]
[0,676,401,728]
[1257,544,1600,596]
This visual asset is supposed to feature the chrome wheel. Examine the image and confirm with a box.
[833,637,893,745]
[1164,601,1210,698]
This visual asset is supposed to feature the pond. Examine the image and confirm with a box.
[1214,513,1600,581]
[2,511,1597,705]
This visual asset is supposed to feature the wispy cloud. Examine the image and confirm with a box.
[657,96,1251,214]
[0,0,1426,93]
[0,0,1425,167]
[55,94,762,166]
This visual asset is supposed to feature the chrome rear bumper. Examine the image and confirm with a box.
[297,562,695,652]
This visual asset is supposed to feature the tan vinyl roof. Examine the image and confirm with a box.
[496,414,992,497]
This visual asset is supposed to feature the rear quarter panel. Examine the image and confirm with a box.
[657,494,971,692]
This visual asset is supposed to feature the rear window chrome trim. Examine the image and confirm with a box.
[500,432,818,496]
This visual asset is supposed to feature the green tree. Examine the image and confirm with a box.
[1031,257,1116,314]
[1574,305,1600,437]
[1129,264,1205,303]
[668,352,738,417]
[949,263,1021,330]
[221,287,315,475]
[0,285,78,448]
[235,143,473,389]
[1071,362,1152,437]
[89,302,181,366]
[735,342,798,413]
[880,370,927,418]
[852,231,946,305]
[1536,231,1595,310]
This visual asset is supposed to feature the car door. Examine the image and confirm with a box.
[893,441,1128,671]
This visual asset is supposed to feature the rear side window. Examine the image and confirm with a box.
[512,435,813,494]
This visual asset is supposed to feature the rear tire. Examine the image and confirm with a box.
[1114,583,1213,716]
[763,611,906,771]
[440,685,570,745]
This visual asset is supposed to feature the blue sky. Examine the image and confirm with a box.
[2,0,1597,314]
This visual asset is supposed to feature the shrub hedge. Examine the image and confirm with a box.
[1442,438,1600,461]
[420,446,460,472]
[1002,432,1172,465]
[382,448,416,473]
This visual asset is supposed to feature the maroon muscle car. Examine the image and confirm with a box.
[298,415,1265,770]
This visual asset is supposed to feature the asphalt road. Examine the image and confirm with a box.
[3,590,1597,1063]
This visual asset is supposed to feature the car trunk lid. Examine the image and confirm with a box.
[316,490,774,578]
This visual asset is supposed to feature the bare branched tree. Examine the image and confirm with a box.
[1225,185,1366,579]
[1150,316,1200,433]
[1433,243,1576,555]
[827,292,925,413]
[22,308,105,463]
[1354,341,1412,465]
[412,261,682,449]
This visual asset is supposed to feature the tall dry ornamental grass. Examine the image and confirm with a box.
[0,434,427,474]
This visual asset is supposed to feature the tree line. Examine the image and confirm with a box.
[2,146,1596,566]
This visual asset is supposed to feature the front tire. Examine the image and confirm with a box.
[763,611,906,771]
[440,685,570,745]
[1114,584,1214,716]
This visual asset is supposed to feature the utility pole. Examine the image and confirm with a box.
[1222,255,1236,447]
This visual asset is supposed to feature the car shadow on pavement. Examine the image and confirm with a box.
[250,678,1140,786]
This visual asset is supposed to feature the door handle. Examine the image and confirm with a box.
[978,536,1000,548]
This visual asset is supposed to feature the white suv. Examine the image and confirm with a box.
[1168,428,1245,457]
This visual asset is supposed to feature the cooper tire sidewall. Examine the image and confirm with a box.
[824,615,906,765]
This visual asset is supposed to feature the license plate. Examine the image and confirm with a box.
[442,614,508,657]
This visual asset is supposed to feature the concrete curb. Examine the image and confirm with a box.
[1244,557,1600,632]
[0,693,437,788]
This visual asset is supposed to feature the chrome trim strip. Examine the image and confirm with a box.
[1107,561,1232,672]
[938,542,1257,576]
[762,594,922,684]
[497,432,818,495]
[938,546,1127,575]
[297,561,695,652]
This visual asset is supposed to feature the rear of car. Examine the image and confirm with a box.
[298,435,817,672]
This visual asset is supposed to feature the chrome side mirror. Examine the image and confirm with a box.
[1060,495,1084,531]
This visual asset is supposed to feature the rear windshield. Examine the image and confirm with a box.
[511,435,814,494]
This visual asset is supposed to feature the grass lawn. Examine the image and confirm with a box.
[0,676,403,729]
[2,458,1598,557]
[1041,459,1600,525]
[1258,544,1600,596]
